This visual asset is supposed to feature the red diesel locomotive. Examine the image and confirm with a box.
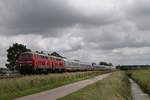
[17,52,65,74]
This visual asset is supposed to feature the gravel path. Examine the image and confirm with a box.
[129,79,150,100]
[16,73,111,100]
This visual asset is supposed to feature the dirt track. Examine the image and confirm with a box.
[16,73,111,100]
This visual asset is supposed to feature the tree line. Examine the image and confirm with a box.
[116,65,150,70]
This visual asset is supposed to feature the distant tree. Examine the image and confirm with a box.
[6,43,31,70]
[108,63,113,66]
[99,61,113,66]
[92,62,96,66]
[99,61,108,66]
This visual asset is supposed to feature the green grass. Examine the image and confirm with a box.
[131,69,150,95]
[0,71,108,100]
[59,71,131,100]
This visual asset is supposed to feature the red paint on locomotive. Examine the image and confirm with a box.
[18,52,65,73]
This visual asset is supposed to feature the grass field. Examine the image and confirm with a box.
[59,71,131,100]
[0,71,108,100]
[131,69,150,95]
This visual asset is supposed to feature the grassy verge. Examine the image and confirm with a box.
[0,71,108,100]
[59,71,131,100]
[131,69,150,95]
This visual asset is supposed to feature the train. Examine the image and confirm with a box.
[17,52,93,74]
[17,52,114,74]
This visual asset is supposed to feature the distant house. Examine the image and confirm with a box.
[50,52,66,58]
[35,51,66,59]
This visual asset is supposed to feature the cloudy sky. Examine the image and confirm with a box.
[0,0,150,67]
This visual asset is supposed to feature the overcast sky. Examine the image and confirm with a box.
[1,0,150,67]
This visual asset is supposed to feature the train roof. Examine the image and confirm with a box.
[64,59,91,65]
[21,51,64,60]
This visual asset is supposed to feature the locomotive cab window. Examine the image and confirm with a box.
[21,53,32,57]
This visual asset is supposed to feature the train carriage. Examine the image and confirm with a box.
[64,60,80,71]
[79,62,92,71]
[64,59,92,71]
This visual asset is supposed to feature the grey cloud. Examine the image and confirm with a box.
[76,19,150,51]
[0,0,121,36]
[1,0,150,66]
[124,0,150,31]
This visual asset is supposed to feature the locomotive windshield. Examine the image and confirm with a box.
[21,53,32,57]
[19,53,33,61]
